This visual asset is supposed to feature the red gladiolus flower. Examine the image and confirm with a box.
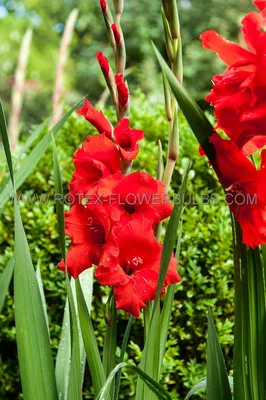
[114,118,144,161]
[203,133,266,248]
[100,0,107,12]
[58,203,110,278]
[111,23,121,43]
[95,218,181,318]
[77,99,113,138]
[115,74,129,109]
[200,5,266,155]
[69,134,121,201]
[94,171,172,227]
[96,52,110,78]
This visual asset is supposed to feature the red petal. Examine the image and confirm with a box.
[77,99,113,137]
[100,0,107,12]
[238,205,266,248]
[200,30,255,66]
[96,52,110,77]
[64,203,110,245]
[111,23,121,43]
[114,75,129,109]
[114,281,146,318]
[58,243,93,278]
[95,252,129,286]
[114,118,144,161]
[241,12,266,54]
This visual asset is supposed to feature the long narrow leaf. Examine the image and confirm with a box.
[185,376,234,400]
[114,316,134,400]
[246,247,266,400]
[56,298,71,400]
[36,261,49,332]
[66,274,82,400]
[14,203,58,399]
[0,101,14,184]
[232,219,252,400]
[97,363,172,400]
[18,116,52,159]
[159,220,183,370]
[0,255,15,314]
[0,99,58,400]
[75,277,107,398]
[207,308,232,400]
[103,296,117,397]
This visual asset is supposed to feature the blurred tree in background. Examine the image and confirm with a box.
[0,0,253,132]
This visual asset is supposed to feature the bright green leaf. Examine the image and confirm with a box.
[185,376,233,399]
[0,255,14,314]
[207,308,232,400]
[97,363,172,400]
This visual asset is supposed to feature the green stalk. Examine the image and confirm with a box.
[103,295,118,398]
[232,219,251,400]
[233,219,266,400]
[114,316,134,400]
[161,0,183,192]
[246,248,266,400]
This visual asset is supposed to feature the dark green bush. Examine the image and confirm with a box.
[0,91,234,399]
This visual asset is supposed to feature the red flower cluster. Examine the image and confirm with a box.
[201,0,266,155]
[59,100,181,317]
[200,0,266,248]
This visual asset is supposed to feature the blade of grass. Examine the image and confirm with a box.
[206,308,232,400]
[0,255,15,314]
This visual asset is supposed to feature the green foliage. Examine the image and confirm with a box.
[0,92,234,399]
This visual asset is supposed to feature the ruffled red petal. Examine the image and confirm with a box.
[114,118,144,161]
[58,243,93,279]
[77,99,113,138]
[200,30,255,66]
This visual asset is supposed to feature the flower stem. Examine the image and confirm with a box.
[114,316,134,400]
